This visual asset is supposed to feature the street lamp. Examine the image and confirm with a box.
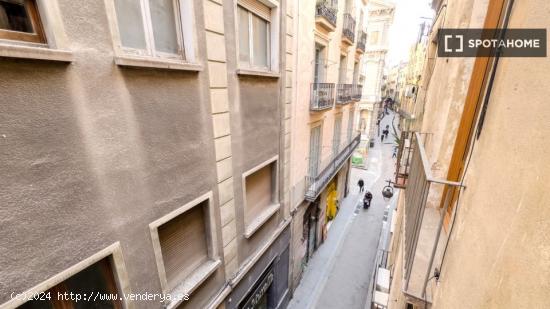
[382,179,395,201]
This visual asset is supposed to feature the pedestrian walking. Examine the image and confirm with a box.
[392,149,397,158]
[358,179,364,192]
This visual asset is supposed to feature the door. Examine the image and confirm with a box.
[309,125,321,177]
[307,215,317,261]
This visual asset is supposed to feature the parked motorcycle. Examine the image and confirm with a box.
[363,198,371,209]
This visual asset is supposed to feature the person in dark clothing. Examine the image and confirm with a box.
[358,179,364,192]
[381,134,385,142]
[363,191,373,209]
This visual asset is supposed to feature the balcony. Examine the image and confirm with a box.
[305,134,361,201]
[311,83,335,111]
[316,0,338,32]
[356,32,366,53]
[352,84,363,101]
[400,133,463,303]
[342,13,356,45]
[336,84,353,105]
[394,131,413,188]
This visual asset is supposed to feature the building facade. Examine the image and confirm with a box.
[397,20,430,133]
[386,0,550,308]
[356,0,394,145]
[287,0,368,291]
[0,0,294,308]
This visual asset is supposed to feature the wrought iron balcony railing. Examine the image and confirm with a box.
[401,132,463,302]
[357,32,366,52]
[336,84,353,105]
[305,134,360,201]
[342,13,356,43]
[311,83,335,111]
[316,0,338,28]
[352,84,363,100]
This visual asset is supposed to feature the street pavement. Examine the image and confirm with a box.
[287,111,400,309]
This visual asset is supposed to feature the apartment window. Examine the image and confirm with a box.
[333,115,342,156]
[113,0,185,59]
[352,61,359,84]
[0,0,45,43]
[347,109,354,141]
[150,193,220,297]
[309,125,321,176]
[338,55,347,84]
[314,44,326,83]
[158,204,208,290]
[19,258,121,309]
[243,158,279,237]
[238,0,271,70]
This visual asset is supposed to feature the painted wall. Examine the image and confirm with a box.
[0,0,225,307]
[432,0,550,307]
[289,0,364,210]
[0,0,291,308]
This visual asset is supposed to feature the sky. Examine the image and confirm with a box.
[386,0,435,66]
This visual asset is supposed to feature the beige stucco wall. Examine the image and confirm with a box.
[289,0,365,209]
[419,0,488,181]
[430,0,550,308]
[0,0,292,308]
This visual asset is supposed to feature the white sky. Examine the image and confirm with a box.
[386,0,435,66]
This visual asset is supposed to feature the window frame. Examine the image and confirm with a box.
[241,155,280,238]
[238,5,271,70]
[235,0,280,74]
[308,121,323,177]
[0,0,46,44]
[2,243,131,309]
[333,114,342,156]
[104,0,198,65]
[149,191,221,300]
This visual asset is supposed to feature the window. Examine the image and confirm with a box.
[19,258,122,309]
[333,115,342,156]
[309,126,322,177]
[158,203,208,290]
[243,157,279,237]
[0,0,45,43]
[314,44,326,83]
[150,193,220,298]
[113,0,185,59]
[347,109,354,141]
[338,55,347,84]
[238,0,271,70]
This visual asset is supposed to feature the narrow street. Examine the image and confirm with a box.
[288,111,400,309]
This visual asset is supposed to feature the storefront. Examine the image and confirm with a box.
[226,226,290,309]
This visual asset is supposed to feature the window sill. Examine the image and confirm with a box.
[0,43,73,62]
[244,203,281,239]
[115,55,203,72]
[166,259,221,309]
[237,68,280,78]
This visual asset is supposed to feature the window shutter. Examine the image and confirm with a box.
[158,204,209,290]
[245,163,274,224]
[238,0,271,21]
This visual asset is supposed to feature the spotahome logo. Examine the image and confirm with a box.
[438,29,547,57]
